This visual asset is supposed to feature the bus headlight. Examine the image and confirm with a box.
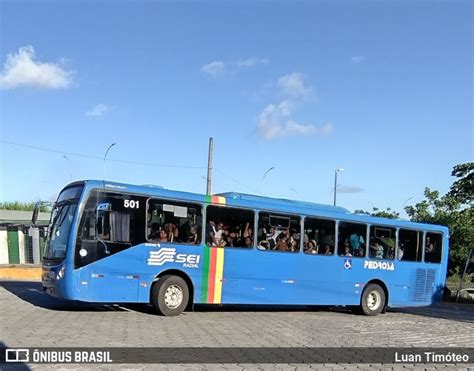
[57,266,65,280]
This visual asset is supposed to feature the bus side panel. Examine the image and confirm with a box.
[339,259,445,308]
[72,243,204,303]
[219,249,344,305]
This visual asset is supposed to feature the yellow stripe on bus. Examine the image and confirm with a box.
[213,248,225,303]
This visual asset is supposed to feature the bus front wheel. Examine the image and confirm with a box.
[151,275,189,316]
[360,283,385,316]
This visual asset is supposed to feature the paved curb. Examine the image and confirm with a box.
[0,265,41,280]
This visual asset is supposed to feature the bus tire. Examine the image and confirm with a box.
[151,275,189,316]
[360,283,385,316]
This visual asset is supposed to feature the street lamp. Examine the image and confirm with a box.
[61,155,72,182]
[261,167,275,196]
[103,143,117,182]
[333,168,344,206]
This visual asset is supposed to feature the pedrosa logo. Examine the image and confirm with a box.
[364,260,395,271]
[147,246,200,268]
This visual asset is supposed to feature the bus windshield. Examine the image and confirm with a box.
[44,203,77,259]
[43,185,83,260]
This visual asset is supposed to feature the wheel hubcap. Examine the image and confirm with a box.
[164,285,183,309]
[367,291,381,310]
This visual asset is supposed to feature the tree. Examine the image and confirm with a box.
[354,207,400,219]
[0,201,49,212]
[405,162,473,275]
[448,162,473,205]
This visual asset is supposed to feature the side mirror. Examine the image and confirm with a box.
[32,202,40,225]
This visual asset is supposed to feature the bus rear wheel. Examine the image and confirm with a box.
[151,275,189,316]
[360,283,386,316]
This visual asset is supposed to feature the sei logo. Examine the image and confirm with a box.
[175,254,200,268]
[147,247,200,268]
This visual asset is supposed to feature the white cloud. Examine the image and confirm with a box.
[0,45,73,89]
[351,56,365,63]
[277,72,313,99]
[201,60,226,77]
[337,185,364,193]
[257,100,332,140]
[237,57,270,68]
[86,103,110,117]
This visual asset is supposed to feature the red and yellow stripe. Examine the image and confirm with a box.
[201,246,225,303]
[205,195,227,205]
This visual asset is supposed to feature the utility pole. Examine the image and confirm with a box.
[206,137,213,195]
[333,168,344,206]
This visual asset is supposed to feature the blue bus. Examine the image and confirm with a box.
[39,180,449,316]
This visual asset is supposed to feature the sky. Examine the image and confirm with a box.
[0,0,472,217]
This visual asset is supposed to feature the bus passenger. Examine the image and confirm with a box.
[159,229,168,243]
[275,236,289,251]
[397,244,404,260]
[343,245,352,257]
[324,245,332,255]
[265,226,282,249]
[303,234,309,250]
[288,236,299,252]
[425,237,435,262]
[370,240,384,259]
[149,223,160,241]
[187,224,199,244]
[244,236,253,248]
[349,233,365,254]
[243,222,253,239]
[307,240,318,254]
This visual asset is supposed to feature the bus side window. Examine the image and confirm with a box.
[303,217,335,255]
[398,229,422,262]
[338,222,367,258]
[75,191,147,268]
[205,206,254,248]
[425,232,442,263]
[369,225,396,260]
[257,212,301,253]
[147,199,202,245]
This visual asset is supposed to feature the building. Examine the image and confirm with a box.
[0,209,51,265]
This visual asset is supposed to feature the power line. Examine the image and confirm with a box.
[0,140,206,169]
[1,139,261,194]
[214,168,260,194]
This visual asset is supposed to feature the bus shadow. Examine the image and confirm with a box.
[0,280,343,316]
[0,280,127,312]
[392,302,474,323]
[192,304,337,314]
[4,280,470,322]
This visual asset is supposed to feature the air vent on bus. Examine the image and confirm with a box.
[410,268,436,302]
